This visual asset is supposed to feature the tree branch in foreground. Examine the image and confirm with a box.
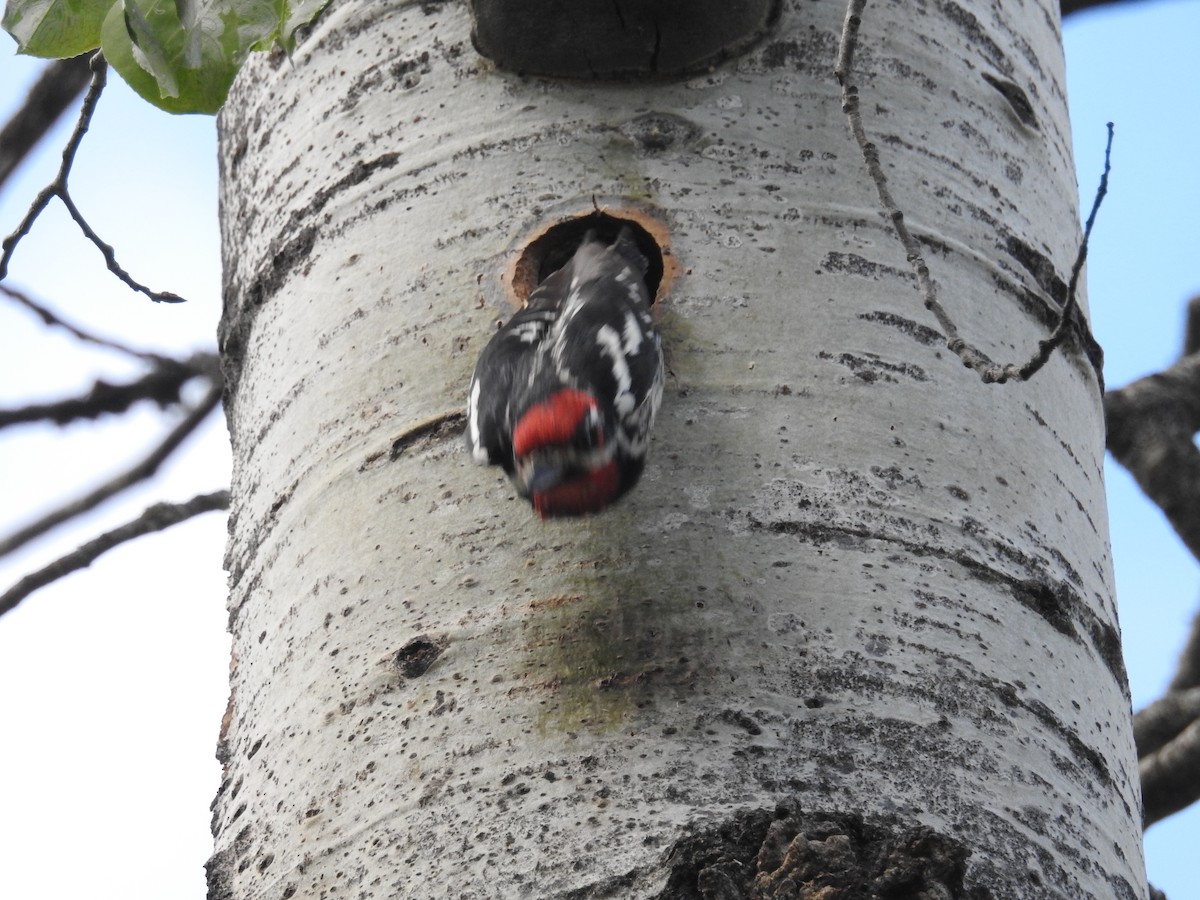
[0,376,223,558]
[0,54,93,190]
[0,352,217,429]
[834,0,1109,386]
[1140,715,1200,828]
[0,282,165,359]
[1167,609,1200,694]
[0,490,230,617]
[1105,349,1200,563]
[1109,295,1200,830]
[1135,686,1200,758]
[0,53,185,304]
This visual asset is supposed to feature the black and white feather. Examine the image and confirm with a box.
[466,228,664,514]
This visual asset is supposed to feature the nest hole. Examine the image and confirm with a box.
[511,212,665,305]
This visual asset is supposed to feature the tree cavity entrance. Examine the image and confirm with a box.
[508,212,669,308]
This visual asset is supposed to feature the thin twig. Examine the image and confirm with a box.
[0,53,185,304]
[0,282,165,360]
[0,54,94,190]
[1014,123,1113,380]
[0,490,230,616]
[58,187,186,303]
[835,0,992,375]
[0,54,106,281]
[836,0,1110,385]
[0,353,217,429]
[0,377,223,558]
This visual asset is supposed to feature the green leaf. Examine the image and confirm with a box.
[3,0,113,57]
[121,0,178,96]
[100,0,236,113]
[280,0,328,49]
[98,0,333,114]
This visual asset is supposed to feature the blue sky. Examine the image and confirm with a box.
[1,1,1198,897]
[1065,2,1200,893]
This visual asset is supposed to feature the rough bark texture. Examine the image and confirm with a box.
[211,0,1144,897]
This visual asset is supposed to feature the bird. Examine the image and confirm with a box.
[466,227,664,518]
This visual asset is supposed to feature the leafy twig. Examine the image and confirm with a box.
[0,376,223,558]
[1108,293,1200,832]
[0,53,185,304]
[0,490,230,616]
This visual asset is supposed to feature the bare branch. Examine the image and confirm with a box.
[57,185,187,303]
[1183,295,1200,358]
[0,282,166,359]
[0,377,223,559]
[1140,716,1200,828]
[0,55,93,190]
[1105,353,1200,562]
[1135,686,1200,758]
[0,353,218,429]
[0,490,230,617]
[1168,609,1200,694]
[1061,0,1157,16]
[0,53,185,304]
[836,0,1108,386]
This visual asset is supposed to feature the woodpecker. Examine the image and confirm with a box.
[467,227,664,518]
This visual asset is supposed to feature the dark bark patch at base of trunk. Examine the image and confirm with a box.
[657,802,986,899]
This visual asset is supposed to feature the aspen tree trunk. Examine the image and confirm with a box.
[209,0,1146,897]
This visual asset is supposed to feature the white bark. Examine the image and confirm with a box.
[211,0,1145,897]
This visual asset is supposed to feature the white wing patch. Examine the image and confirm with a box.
[550,285,588,378]
[617,345,663,456]
[596,324,635,416]
[467,378,490,464]
[512,320,544,344]
[621,310,643,356]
